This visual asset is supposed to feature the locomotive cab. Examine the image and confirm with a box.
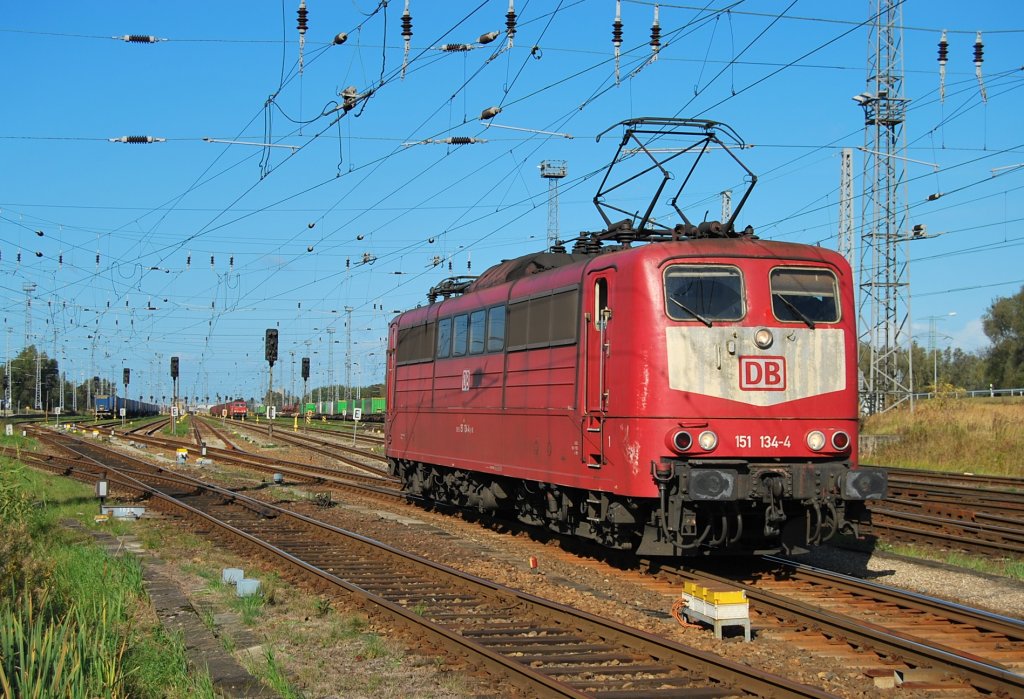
[588,240,888,555]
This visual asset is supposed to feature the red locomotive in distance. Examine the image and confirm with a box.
[386,118,887,556]
[210,399,248,420]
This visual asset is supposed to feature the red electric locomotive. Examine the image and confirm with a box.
[210,399,248,420]
[386,119,887,556]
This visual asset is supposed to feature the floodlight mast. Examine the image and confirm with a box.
[591,118,756,241]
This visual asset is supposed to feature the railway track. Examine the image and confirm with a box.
[866,468,1024,558]
[24,428,831,699]
[200,416,387,474]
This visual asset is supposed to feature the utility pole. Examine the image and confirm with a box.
[3,327,11,415]
[344,307,353,404]
[856,0,911,414]
[326,327,336,411]
[540,160,567,249]
[24,283,40,410]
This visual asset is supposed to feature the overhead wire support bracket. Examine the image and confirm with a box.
[480,122,573,139]
[203,138,300,152]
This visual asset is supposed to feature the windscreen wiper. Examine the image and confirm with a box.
[670,297,712,327]
[773,293,815,329]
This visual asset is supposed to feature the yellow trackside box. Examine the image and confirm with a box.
[681,581,751,642]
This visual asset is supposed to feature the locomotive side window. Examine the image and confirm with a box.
[486,305,505,351]
[664,265,744,322]
[469,310,486,354]
[507,287,580,350]
[770,268,839,324]
[436,317,452,359]
[396,322,436,365]
[452,314,469,357]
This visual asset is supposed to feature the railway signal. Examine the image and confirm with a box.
[265,329,278,366]
[265,329,279,436]
[170,356,179,416]
[301,356,310,412]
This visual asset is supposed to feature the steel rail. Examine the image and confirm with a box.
[28,430,834,699]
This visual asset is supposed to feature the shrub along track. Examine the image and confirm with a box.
[20,427,833,699]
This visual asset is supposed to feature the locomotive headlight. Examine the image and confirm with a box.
[754,328,774,349]
[806,430,826,451]
[831,430,851,451]
[698,430,718,451]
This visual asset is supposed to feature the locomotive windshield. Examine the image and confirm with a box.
[664,265,744,323]
[770,268,839,324]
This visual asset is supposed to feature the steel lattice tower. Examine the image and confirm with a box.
[857,0,911,414]
[839,148,854,266]
[540,160,566,249]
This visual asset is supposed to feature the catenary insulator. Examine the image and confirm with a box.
[937,30,948,102]
[35,251,43,257]
[109,135,166,144]
[506,0,517,48]
[478,31,499,45]
[650,3,661,60]
[333,32,348,45]
[441,43,473,52]
[480,106,502,119]
[974,31,987,102]
[120,35,158,43]
[296,1,308,34]
[401,1,413,78]
[612,0,623,85]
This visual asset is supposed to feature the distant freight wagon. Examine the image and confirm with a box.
[94,395,159,419]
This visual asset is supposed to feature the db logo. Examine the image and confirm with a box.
[739,356,786,391]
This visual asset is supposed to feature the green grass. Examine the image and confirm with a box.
[260,647,305,699]
[862,399,1024,476]
[877,541,1024,581]
[0,459,216,698]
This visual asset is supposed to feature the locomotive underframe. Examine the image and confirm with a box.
[388,456,882,556]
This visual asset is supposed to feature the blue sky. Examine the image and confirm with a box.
[2,1,1023,404]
